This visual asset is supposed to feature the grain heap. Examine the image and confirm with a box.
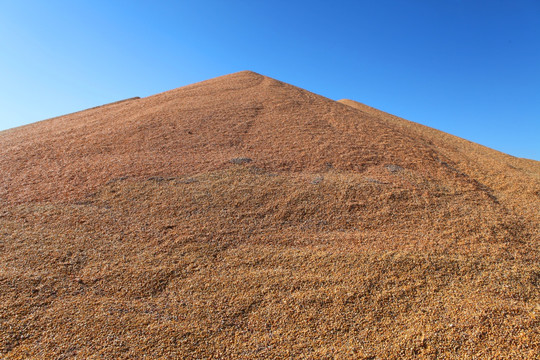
[1,71,538,358]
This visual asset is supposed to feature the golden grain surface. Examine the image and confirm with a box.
[0,71,539,359]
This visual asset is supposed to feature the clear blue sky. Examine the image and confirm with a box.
[1,1,539,159]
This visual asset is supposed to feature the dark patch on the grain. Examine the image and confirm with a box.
[230,158,253,165]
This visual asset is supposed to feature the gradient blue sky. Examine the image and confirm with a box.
[1,1,539,159]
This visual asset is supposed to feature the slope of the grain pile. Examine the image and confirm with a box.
[338,99,540,223]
